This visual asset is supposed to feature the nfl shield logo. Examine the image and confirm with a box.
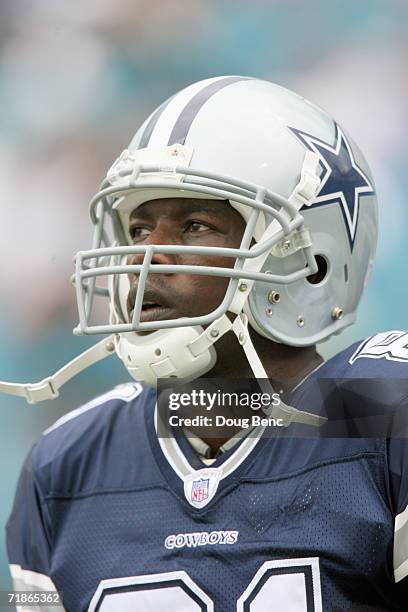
[184,468,221,508]
[191,478,209,503]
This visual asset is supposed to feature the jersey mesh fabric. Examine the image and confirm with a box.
[45,451,396,611]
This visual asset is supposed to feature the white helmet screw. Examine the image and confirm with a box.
[265,307,273,317]
[268,290,280,304]
[238,282,248,292]
[210,329,220,338]
[297,315,305,327]
[331,307,344,320]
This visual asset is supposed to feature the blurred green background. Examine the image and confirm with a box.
[0,0,407,592]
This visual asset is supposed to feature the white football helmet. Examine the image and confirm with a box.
[0,76,378,404]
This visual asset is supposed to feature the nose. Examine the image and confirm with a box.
[127,222,180,267]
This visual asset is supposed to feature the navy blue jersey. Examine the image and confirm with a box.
[6,331,408,611]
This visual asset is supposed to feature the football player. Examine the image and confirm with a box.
[3,77,408,611]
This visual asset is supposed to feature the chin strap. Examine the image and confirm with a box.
[0,337,116,404]
[231,314,326,427]
[0,313,326,428]
[189,312,325,428]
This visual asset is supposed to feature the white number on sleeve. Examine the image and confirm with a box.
[350,331,408,364]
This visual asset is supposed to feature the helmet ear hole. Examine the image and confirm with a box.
[306,255,328,285]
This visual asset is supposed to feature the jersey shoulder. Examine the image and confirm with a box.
[30,382,158,495]
[39,381,148,447]
[323,330,408,378]
[309,331,408,419]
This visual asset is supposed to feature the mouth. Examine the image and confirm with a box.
[128,295,174,324]
[139,302,173,323]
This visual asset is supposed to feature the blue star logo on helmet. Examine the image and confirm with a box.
[290,123,375,250]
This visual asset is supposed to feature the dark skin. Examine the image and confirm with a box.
[128,197,323,454]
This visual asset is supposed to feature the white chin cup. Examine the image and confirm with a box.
[114,326,217,386]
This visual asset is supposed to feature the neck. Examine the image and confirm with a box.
[206,327,323,383]
[197,327,323,455]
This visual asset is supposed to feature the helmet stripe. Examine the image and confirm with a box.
[146,76,228,149]
[145,76,251,149]
[168,76,251,146]
[137,96,174,149]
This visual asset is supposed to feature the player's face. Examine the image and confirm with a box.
[126,198,246,323]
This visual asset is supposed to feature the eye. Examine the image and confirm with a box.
[129,226,151,241]
[188,221,210,233]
